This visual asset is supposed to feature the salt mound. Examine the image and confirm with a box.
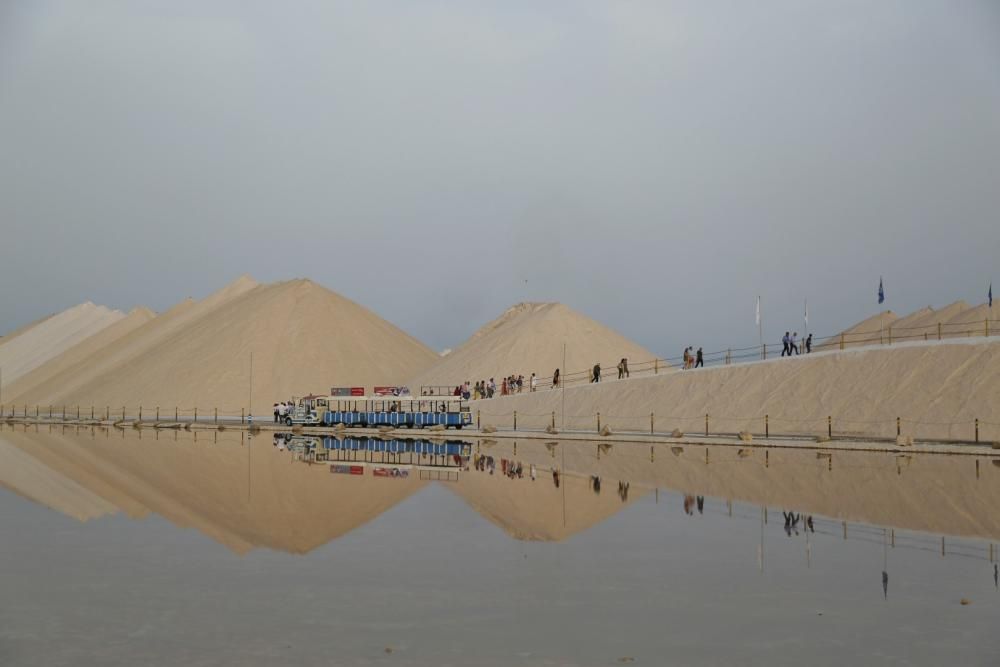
[4,307,156,401]
[0,312,56,345]
[817,310,896,350]
[0,302,125,388]
[827,300,994,348]
[9,276,259,407]
[409,302,656,392]
[23,278,439,414]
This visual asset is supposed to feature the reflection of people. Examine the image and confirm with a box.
[696,496,704,514]
[591,476,601,494]
[552,469,560,488]
[683,495,695,515]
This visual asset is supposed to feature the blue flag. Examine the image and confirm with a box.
[878,277,885,305]
[990,282,993,308]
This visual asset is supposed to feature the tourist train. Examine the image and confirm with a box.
[282,392,473,430]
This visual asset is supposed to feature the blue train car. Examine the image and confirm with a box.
[321,396,472,430]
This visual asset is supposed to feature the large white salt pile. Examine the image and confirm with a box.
[13,278,439,414]
[0,302,125,388]
[9,276,260,408]
[3,307,156,402]
[409,302,657,391]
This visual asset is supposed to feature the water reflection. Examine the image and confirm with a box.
[2,424,1000,557]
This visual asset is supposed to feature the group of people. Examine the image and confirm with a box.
[462,374,541,400]
[682,347,704,369]
[472,453,538,481]
[781,332,813,356]
[272,402,292,423]
[783,511,815,536]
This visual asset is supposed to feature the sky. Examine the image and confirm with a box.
[2,0,999,356]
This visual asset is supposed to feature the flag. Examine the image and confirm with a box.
[990,282,993,308]
[755,296,760,326]
[878,277,885,305]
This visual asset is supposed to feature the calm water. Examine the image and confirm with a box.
[0,425,998,666]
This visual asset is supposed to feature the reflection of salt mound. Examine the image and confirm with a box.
[0,302,125,387]
[440,348,452,357]
[410,302,656,389]
[14,277,440,414]
[1,428,424,554]
[447,469,642,541]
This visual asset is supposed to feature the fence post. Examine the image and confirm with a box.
[828,415,832,438]
[654,359,659,374]
[650,412,654,435]
[139,406,142,421]
[938,322,941,340]
[76,406,80,420]
[194,407,198,423]
[551,411,556,429]
[513,410,517,431]
[888,326,892,345]
[975,418,979,443]
[727,348,731,365]
[762,344,767,360]
[477,410,480,429]
[765,414,769,439]
[840,333,844,350]
[91,406,94,419]
[105,406,109,420]
[596,412,601,432]
[896,417,901,436]
[241,408,245,425]
[214,408,218,424]
[156,407,160,421]
[122,407,125,421]
[48,405,52,418]
[705,413,709,437]
[986,319,990,337]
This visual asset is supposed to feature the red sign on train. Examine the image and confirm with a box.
[373,386,412,397]
[330,387,365,397]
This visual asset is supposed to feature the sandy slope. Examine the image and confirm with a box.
[827,301,997,349]
[467,338,1000,442]
[409,302,657,391]
[13,278,439,414]
[0,302,125,387]
[2,307,155,402]
[7,277,259,408]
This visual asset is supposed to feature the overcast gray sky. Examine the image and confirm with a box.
[2,1,999,356]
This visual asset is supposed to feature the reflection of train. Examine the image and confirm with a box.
[274,433,472,469]
[283,396,472,429]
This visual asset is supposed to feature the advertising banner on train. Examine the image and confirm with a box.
[330,464,365,475]
[330,387,365,397]
[373,386,412,397]
[372,467,410,478]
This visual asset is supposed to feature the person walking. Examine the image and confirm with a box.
[531,373,537,392]
[805,334,813,354]
[617,358,626,379]
[622,358,629,378]
[552,368,560,388]
[273,403,279,424]
[682,347,691,369]
[790,332,800,355]
[781,332,791,357]
[592,363,601,383]
[695,347,704,368]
